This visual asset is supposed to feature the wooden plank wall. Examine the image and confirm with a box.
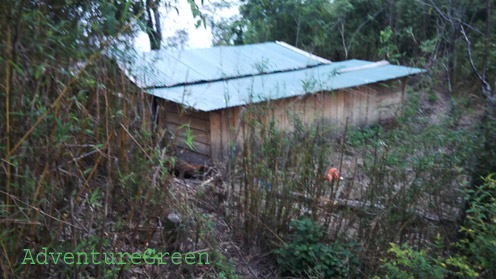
[261,81,402,131]
[208,80,405,162]
[209,107,239,161]
[159,102,211,164]
[156,80,405,163]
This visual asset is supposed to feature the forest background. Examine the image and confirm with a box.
[1,0,495,278]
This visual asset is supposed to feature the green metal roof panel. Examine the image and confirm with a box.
[146,59,425,111]
[120,42,330,88]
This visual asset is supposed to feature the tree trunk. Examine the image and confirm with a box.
[146,0,162,50]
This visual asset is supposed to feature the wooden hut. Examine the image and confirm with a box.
[120,41,424,164]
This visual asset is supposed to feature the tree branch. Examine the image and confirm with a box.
[460,25,492,99]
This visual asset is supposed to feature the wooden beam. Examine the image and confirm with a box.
[166,112,210,132]
[174,136,211,156]
[166,122,210,145]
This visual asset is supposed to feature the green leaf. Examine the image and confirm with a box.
[10,60,25,76]
[121,0,132,21]
[35,64,43,79]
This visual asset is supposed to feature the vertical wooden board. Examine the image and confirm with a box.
[230,107,244,151]
[230,107,239,156]
[322,92,333,125]
[365,88,371,125]
[297,96,307,122]
[232,107,240,143]
[358,88,368,126]
[336,90,345,127]
[373,82,400,121]
[344,90,354,126]
[303,94,316,126]
[331,91,339,125]
[274,99,282,130]
[352,88,360,125]
[284,99,294,131]
[346,90,353,125]
[288,97,305,129]
[350,89,359,125]
[225,108,232,142]
[356,89,362,125]
[367,86,378,123]
[283,98,290,131]
[229,108,237,142]
[313,93,323,125]
[298,96,307,127]
[325,92,334,125]
[352,89,359,125]
[315,93,322,124]
[209,111,222,161]
[280,99,288,131]
[220,109,232,160]
[355,88,364,125]
[316,92,326,125]
[271,98,285,131]
[231,107,237,128]
[330,91,339,126]
[387,89,403,118]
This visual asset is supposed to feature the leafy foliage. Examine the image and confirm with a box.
[215,0,495,100]
[456,174,496,276]
[377,175,496,279]
[378,243,448,279]
[2,0,496,278]
[0,1,219,278]
[274,218,361,279]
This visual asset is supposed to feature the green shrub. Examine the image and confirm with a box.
[346,125,383,147]
[274,218,361,279]
[212,248,243,279]
[377,243,448,279]
[377,242,480,279]
[376,175,496,279]
[456,174,496,276]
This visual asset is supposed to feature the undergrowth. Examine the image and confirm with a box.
[274,218,361,279]
[220,88,485,277]
[0,2,229,277]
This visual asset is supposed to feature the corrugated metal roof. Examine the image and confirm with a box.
[145,59,424,111]
[118,42,425,112]
[120,42,331,88]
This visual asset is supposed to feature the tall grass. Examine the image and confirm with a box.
[221,89,479,276]
[0,3,223,277]
[0,53,219,277]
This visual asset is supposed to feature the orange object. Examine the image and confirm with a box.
[326,168,340,182]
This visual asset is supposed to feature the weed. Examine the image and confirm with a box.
[274,218,361,279]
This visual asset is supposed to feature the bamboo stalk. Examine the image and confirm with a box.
[47,135,111,247]
[5,3,151,158]
[5,24,12,224]
[11,163,49,263]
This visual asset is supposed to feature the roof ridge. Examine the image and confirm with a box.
[140,41,276,54]
[275,41,332,64]
[338,60,389,73]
